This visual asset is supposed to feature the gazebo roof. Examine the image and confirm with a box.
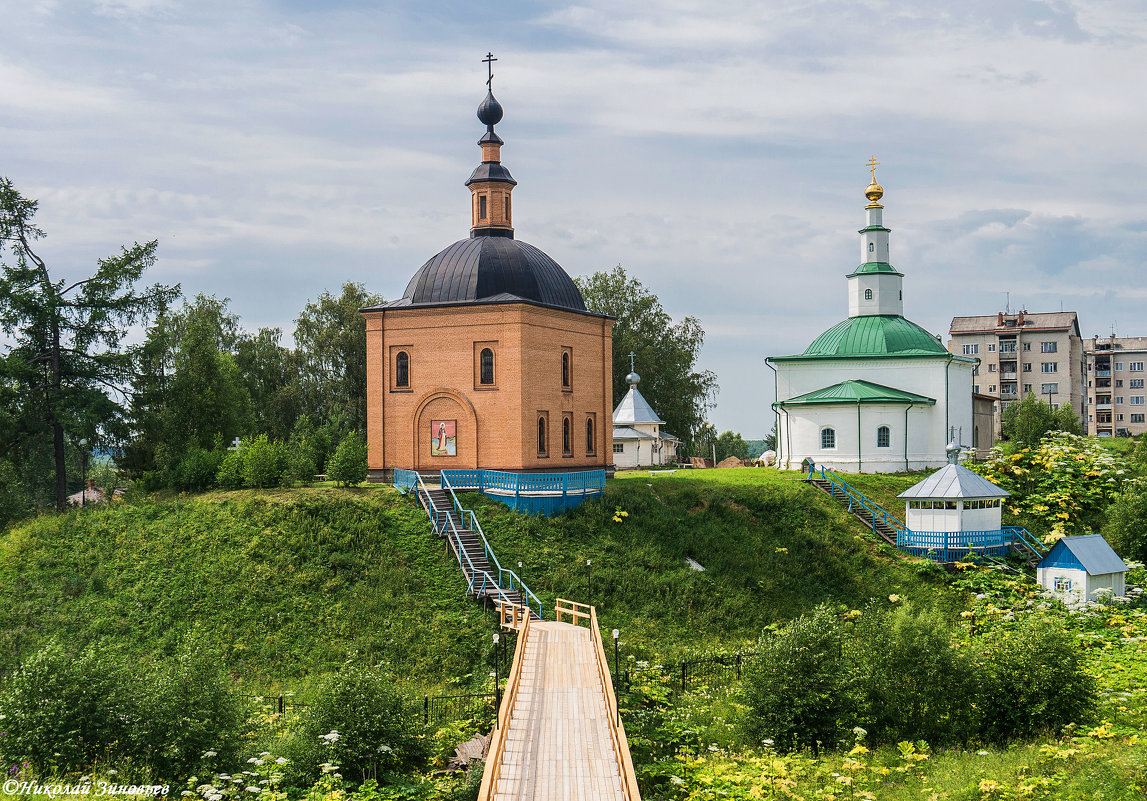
[898,464,1010,500]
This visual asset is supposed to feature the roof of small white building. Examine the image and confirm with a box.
[613,377,665,425]
[1039,534,1128,576]
[897,463,1010,500]
[612,426,656,441]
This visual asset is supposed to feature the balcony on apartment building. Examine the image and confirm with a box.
[1096,370,1112,378]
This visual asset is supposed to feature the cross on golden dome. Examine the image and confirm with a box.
[864,155,884,206]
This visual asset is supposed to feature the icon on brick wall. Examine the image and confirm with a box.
[431,420,457,457]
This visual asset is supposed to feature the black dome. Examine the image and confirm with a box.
[401,236,587,312]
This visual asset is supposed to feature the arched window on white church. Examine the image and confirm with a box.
[868,242,875,253]
[864,289,873,300]
[821,428,835,449]
[877,425,890,448]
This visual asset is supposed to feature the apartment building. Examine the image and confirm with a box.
[948,311,1086,442]
[1085,335,1147,437]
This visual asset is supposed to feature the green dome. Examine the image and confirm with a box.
[803,315,947,358]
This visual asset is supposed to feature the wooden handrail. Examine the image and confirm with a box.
[477,611,532,801]
[588,606,641,801]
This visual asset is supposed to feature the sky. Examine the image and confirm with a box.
[3,0,1146,437]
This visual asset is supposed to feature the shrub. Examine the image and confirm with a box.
[282,662,427,786]
[176,447,223,491]
[849,602,976,745]
[133,641,246,779]
[244,434,289,488]
[329,431,368,487]
[0,640,130,773]
[216,449,244,489]
[977,616,1097,742]
[742,605,850,753]
[0,457,31,528]
[1102,477,1147,563]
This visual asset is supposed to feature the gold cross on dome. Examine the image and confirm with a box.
[867,155,880,183]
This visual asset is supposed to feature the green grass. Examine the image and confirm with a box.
[0,488,491,688]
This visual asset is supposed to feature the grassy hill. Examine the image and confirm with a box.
[0,470,949,690]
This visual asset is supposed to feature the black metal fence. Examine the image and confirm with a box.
[623,651,757,695]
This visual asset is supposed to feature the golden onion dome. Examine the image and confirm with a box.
[865,180,884,203]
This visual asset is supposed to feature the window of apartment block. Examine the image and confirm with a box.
[1117,397,1124,404]
[613,442,625,454]
[1024,384,1032,393]
[1041,363,1058,373]
[1115,362,1124,371]
[988,343,996,352]
[1132,379,1145,388]
[1000,341,1016,352]
[1041,383,1058,394]
[1041,341,1057,353]
[1023,342,1031,351]
[1023,363,1032,372]
[989,385,997,393]
[1118,414,1124,421]
[1118,379,1127,387]
[1131,396,1146,406]
[989,364,997,372]
[963,344,978,355]
[1132,414,1146,423]
[1131,362,1145,372]
[973,385,979,393]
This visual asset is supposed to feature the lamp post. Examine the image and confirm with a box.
[79,438,88,507]
[517,561,524,589]
[490,670,498,725]
[586,559,592,606]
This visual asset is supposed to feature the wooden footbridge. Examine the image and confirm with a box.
[395,470,641,799]
[479,599,641,801]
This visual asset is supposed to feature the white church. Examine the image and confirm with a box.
[766,164,976,473]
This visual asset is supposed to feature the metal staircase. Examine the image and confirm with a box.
[395,469,542,619]
[806,469,905,546]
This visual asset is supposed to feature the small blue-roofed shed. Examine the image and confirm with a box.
[1037,534,1128,601]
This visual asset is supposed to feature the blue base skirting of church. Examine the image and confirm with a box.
[442,469,606,516]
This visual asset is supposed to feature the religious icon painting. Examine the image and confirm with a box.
[430,419,457,457]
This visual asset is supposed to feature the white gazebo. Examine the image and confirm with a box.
[612,357,680,469]
[896,443,1011,561]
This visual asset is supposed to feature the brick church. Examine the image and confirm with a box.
[362,71,614,479]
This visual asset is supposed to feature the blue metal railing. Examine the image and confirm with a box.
[441,469,606,498]
[1005,526,1048,558]
[808,466,907,536]
[394,469,526,613]
[442,473,544,619]
[897,529,1011,563]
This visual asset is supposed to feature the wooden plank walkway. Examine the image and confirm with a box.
[490,621,627,801]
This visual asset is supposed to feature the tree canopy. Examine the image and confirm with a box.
[1000,393,1083,447]
[575,266,716,453]
[0,177,178,510]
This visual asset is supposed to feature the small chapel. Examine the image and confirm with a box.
[362,65,614,480]
[767,163,976,472]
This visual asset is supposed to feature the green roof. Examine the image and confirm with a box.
[777,379,936,407]
[847,261,902,277]
[774,314,950,360]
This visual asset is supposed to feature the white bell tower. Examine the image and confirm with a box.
[848,156,905,318]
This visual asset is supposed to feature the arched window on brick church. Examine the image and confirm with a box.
[561,352,571,388]
[396,351,409,388]
[563,417,572,456]
[537,416,547,455]
[480,348,494,385]
[585,417,595,455]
